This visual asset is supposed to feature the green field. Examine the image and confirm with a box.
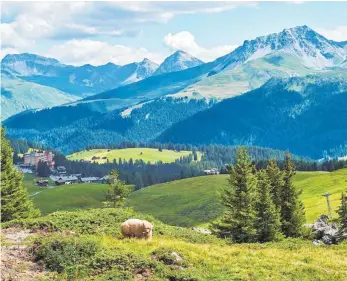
[24,174,111,215]
[128,169,347,226]
[67,148,201,164]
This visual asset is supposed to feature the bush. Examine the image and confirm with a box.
[32,235,101,274]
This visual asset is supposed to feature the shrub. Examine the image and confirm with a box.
[32,235,101,274]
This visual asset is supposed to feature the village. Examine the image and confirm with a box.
[15,150,109,187]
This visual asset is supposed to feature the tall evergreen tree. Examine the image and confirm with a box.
[212,147,257,243]
[336,192,347,230]
[1,128,40,222]
[280,152,305,237]
[266,160,284,212]
[254,170,281,242]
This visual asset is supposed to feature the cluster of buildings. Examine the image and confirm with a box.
[49,175,109,185]
[24,151,55,168]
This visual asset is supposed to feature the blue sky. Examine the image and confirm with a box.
[1,1,347,66]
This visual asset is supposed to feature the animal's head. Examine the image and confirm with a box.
[142,221,153,236]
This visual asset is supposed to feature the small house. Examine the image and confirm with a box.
[204,168,220,175]
[36,179,49,187]
[57,166,67,174]
[55,179,66,186]
[80,177,100,183]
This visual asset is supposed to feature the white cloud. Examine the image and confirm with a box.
[316,26,347,42]
[0,2,248,64]
[1,1,252,45]
[163,31,238,62]
[46,40,165,66]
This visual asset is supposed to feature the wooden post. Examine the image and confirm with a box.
[322,192,332,218]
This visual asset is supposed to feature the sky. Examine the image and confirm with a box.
[1,1,347,66]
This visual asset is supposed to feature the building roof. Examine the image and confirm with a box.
[81,177,100,182]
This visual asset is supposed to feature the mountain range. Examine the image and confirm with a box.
[1,51,203,118]
[3,25,347,158]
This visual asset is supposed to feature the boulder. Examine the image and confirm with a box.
[192,227,212,235]
[312,215,339,245]
[312,239,324,246]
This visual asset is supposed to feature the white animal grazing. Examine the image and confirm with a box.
[121,219,153,241]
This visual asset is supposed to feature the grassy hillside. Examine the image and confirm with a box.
[1,75,78,119]
[24,174,117,215]
[128,169,347,226]
[4,208,347,281]
[128,175,227,227]
[67,148,201,164]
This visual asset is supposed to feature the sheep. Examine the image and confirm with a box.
[121,219,153,241]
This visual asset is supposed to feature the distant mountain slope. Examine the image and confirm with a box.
[157,72,347,158]
[1,74,78,120]
[1,53,159,97]
[4,97,212,153]
[153,51,204,76]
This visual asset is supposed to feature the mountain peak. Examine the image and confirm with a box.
[2,53,61,66]
[216,25,347,71]
[153,50,204,76]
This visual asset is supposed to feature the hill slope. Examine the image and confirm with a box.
[158,72,347,158]
[1,75,79,119]
[4,97,212,154]
[128,169,347,226]
[4,208,347,281]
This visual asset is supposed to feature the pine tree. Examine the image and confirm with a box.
[337,192,347,230]
[280,152,305,237]
[1,128,40,222]
[105,169,131,208]
[266,160,284,212]
[254,170,281,242]
[212,147,257,243]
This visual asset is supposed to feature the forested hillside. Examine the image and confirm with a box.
[158,74,347,158]
[4,97,213,154]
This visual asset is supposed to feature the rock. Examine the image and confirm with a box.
[192,227,212,235]
[312,215,339,245]
[170,251,183,264]
[322,235,333,245]
[312,239,323,246]
[336,228,347,243]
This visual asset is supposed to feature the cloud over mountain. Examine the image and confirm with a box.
[163,31,238,62]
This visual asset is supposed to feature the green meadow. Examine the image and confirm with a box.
[23,169,347,225]
[67,148,201,164]
[128,169,347,226]
[24,174,112,215]
[4,208,347,281]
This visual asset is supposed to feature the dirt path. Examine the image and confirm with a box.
[1,228,48,281]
